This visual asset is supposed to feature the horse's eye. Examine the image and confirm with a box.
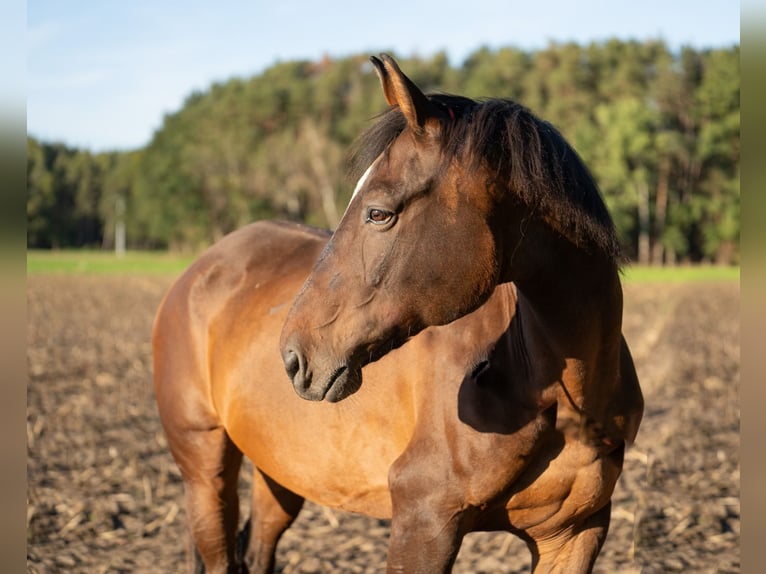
[367,208,394,225]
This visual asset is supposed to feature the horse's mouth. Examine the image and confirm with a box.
[294,330,410,403]
[322,330,412,402]
[323,364,362,403]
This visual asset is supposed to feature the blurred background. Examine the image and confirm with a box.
[27,0,740,266]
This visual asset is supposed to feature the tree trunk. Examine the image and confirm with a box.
[651,163,669,266]
[637,181,651,265]
[303,120,340,229]
[115,197,126,258]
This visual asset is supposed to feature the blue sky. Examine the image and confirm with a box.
[27,0,740,152]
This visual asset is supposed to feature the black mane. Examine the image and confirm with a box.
[349,94,621,263]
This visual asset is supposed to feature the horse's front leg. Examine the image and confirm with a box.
[527,501,612,574]
[385,452,468,574]
[519,441,625,573]
[386,495,465,573]
[384,402,557,573]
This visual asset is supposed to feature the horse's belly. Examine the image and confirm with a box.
[219,350,415,519]
[226,400,398,517]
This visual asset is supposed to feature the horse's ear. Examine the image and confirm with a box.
[370,55,397,108]
[371,54,439,134]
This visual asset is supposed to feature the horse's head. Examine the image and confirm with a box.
[280,54,502,402]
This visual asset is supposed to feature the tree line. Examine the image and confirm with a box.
[27,40,740,264]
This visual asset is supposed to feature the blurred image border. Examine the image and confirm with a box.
[741,2,766,570]
[1,0,30,572]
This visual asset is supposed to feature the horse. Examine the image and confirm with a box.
[154,54,643,573]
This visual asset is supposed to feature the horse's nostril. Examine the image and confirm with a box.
[283,348,301,381]
[283,347,315,397]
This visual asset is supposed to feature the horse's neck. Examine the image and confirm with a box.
[506,227,624,436]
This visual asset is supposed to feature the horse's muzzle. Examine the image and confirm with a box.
[282,345,362,402]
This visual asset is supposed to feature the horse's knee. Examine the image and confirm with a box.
[531,502,612,574]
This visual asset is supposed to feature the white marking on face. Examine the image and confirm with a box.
[351,162,374,200]
[341,154,382,219]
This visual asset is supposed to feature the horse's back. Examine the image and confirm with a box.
[155,220,328,326]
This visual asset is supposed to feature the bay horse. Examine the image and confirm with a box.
[154,54,643,573]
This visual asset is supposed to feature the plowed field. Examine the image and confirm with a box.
[27,275,739,573]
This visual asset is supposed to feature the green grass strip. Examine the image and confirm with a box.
[622,264,739,283]
[27,250,740,283]
[27,250,195,275]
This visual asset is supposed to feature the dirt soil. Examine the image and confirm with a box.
[27,275,739,573]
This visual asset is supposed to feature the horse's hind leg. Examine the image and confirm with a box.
[243,469,305,574]
[171,426,243,574]
[528,501,611,574]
